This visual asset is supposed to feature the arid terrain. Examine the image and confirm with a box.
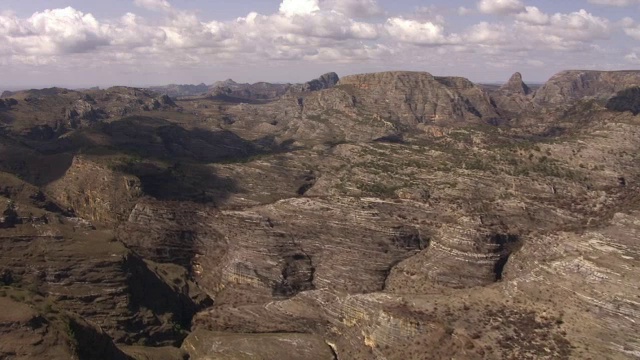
[1,69,640,359]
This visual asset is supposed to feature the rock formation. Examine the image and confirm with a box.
[1,69,640,359]
[501,72,531,95]
[533,70,640,106]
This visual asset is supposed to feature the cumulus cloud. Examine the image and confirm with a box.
[514,6,550,25]
[0,7,109,55]
[547,10,610,41]
[477,0,525,15]
[465,22,508,44]
[280,0,320,16]
[622,19,640,39]
[384,18,452,45]
[496,8,611,51]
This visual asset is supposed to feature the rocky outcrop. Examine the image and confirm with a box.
[46,156,142,226]
[196,197,431,300]
[150,94,177,110]
[118,199,223,271]
[533,70,640,106]
[65,99,101,127]
[501,72,531,95]
[306,72,340,91]
[386,223,522,290]
[487,72,535,117]
[289,72,340,93]
[335,71,499,126]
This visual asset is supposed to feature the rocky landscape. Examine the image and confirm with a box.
[1,69,640,359]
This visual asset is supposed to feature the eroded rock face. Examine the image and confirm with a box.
[487,72,535,117]
[501,72,531,95]
[289,72,340,93]
[533,70,640,106]
[47,156,142,226]
[197,197,430,301]
[386,223,522,290]
[118,199,223,271]
[337,71,499,125]
[182,330,336,360]
[65,99,101,127]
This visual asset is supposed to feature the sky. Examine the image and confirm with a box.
[1,0,640,89]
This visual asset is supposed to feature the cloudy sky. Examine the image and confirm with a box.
[1,0,639,89]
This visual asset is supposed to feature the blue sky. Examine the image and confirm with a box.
[1,0,639,89]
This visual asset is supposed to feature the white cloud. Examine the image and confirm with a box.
[515,6,549,25]
[548,10,610,41]
[510,9,611,50]
[108,13,167,47]
[0,7,109,56]
[279,0,320,16]
[133,0,172,12]
[625,52,640,63]
[322,0,384,18]
[465,22,508,44]
[384,18,451,45]
[622,19,640,39]
[477,0,525,15]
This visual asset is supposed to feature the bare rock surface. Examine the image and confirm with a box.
[182,330,336,360]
